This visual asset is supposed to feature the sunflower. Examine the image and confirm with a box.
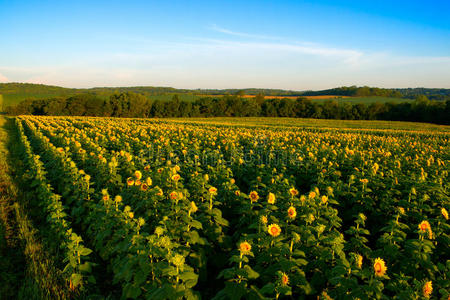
[239,241,252,255]
[189,201,198,213]
[171,174,181,181]
[268,224,281,237]
[287,206,297,219]
[280,273,289,286]
[423,281,432,298]
[289,187,299,196]
[373,258,387,277]
[114,195,122,203]
[146,177,153,186]
[267,192,276,204]
[170,191,178,200]
[356,254,363,268]
[442,208,449,220]
[127,177,135,186]
[135,179,142,186]
[308,191,316,199]
[321,195,328,204]
[260,215,268,224]
[249,191,259,203]
[209,187,218,194]
[360,179,369,184]
[140,183,148,191]
[418,220,433,239]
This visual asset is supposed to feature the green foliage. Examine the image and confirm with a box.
[13,115,450,299]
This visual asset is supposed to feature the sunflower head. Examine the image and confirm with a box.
[289,187,299,196]
[423,281,432,298]
[134,170,142,180]
[249,191,259,203]
[280,272,289,286]
[170,191,178,200]
[189,201,198,213]
[268,224,281,237]
[287,206,297,219]
[418,220,433,238]
[267,193,276,204]
[260,215,268,224]
[356,254,363,268]
[239,241,252,255]
[373,258,387,277]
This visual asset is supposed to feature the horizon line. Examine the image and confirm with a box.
[1,81,449,92]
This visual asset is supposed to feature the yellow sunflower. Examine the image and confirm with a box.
[239,241,252,255]
[267,193,276,204]
[373,258,387,277]
[287,206,297,219]
[268,224,281,237]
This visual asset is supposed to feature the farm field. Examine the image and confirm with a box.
[306,96,412,104]
[198,94,411,104]
[1,116,449,299]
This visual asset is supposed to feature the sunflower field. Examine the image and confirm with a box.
[13,116,449,299]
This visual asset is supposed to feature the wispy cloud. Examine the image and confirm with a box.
[209,24,279,40]
[2,26,450,89]
[208,25,363,64]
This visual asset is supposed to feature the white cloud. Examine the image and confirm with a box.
[209,24,278,40]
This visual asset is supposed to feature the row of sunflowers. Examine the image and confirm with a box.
[17,115,449,299]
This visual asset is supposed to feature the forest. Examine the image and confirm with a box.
[5,92,450,125]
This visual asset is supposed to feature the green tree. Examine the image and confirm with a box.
[236,90,246,97]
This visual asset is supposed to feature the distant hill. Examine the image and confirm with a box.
[1,83,449,109]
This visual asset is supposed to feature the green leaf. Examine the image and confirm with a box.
[123,282,142,299]
[70,273,83,288]
[243,265,259,279]
[224,281,246,300]
[189,220,203,229]
[79,247,93,256]
[79,262,92,273]
[259,283,275,295]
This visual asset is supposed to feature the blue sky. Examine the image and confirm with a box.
[1,0,449,89]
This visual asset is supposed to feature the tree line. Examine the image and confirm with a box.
[5,92,450,125]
